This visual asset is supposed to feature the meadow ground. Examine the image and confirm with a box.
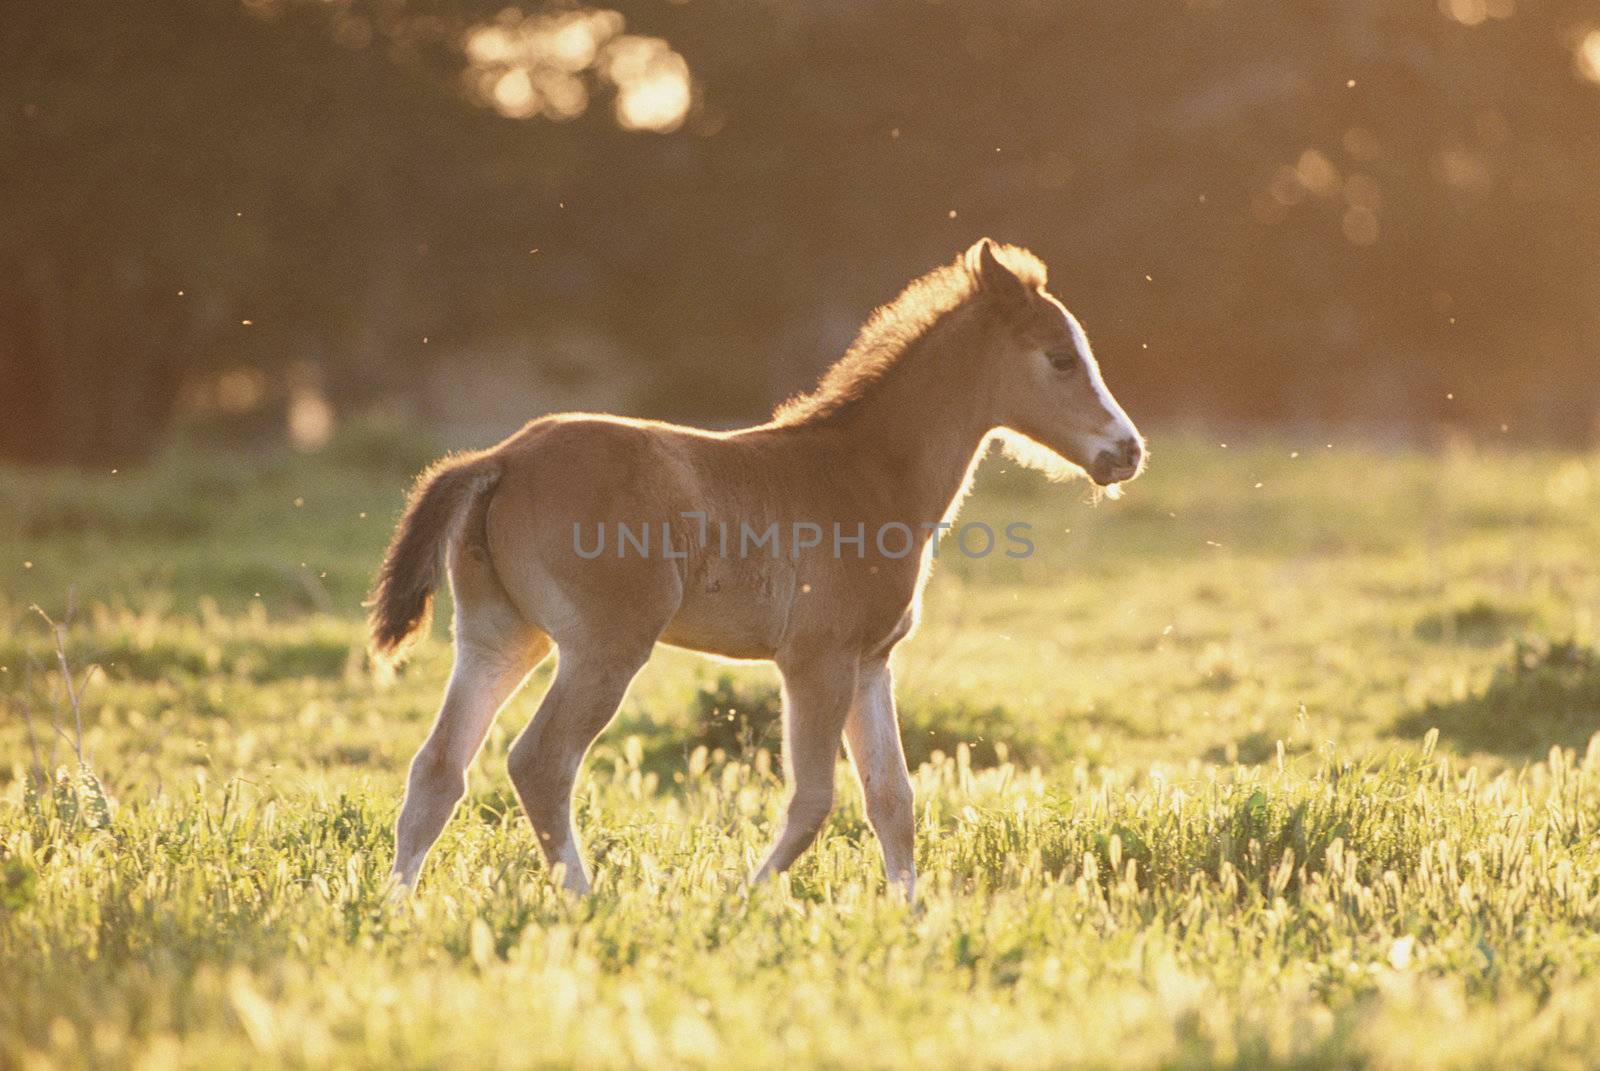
[3,425,1600,1069]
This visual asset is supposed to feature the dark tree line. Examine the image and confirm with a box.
[4,0,1599,464]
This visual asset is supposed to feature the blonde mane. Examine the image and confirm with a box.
[772,245,1048,426]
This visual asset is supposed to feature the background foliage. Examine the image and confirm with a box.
[6,0,1600,463]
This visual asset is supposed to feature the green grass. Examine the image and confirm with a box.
[3,427,1600,1068]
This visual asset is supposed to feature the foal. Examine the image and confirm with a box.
[369,239,1143,898]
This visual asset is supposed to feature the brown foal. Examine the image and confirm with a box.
[368,239,1143,899]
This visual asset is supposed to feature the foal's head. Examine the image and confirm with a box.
[965,239,1144,487]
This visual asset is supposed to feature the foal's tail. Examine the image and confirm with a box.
[365,451,501,667]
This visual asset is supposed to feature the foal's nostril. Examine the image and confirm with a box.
[1116,438,1142,466]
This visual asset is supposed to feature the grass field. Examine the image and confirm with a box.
[4,425,1600,1069]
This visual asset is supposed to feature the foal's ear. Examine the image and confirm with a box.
[965,238,1031,308]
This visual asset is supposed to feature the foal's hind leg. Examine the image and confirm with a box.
[507,640,653,893]
[753,653,859,884]
[391,562,549,887]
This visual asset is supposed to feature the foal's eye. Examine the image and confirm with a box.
[1046,348,1079,372]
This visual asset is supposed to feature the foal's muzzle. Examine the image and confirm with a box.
[1089,437,1143,485]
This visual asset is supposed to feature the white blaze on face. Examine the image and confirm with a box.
[1062,307,1139,446]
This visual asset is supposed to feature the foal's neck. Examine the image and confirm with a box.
[842,311,996,529]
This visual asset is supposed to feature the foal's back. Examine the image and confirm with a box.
[479,413,880,660]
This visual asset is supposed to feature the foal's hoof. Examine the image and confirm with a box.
[548,862,594,897]
[382,872,416,903]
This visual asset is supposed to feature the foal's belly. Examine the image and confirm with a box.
[659,556,797,660]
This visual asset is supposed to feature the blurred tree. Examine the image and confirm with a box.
[3,0,1598,465]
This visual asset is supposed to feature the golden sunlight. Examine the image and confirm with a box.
[602,35,692,133]
[1437,0,1514,25]
[461,7,687,129]
[492,68,539,118]
[1576,29,1600,83]
[286,385,335,451]
[11,2,1600,1064]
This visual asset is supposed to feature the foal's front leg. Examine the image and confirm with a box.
[753,653,859,883]
[844,657,916,899]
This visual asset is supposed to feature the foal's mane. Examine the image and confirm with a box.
[772,244,1047,427]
